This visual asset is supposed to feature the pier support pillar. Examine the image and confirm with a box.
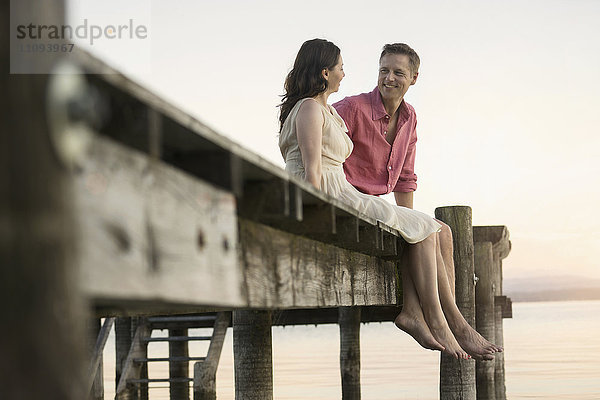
[87,318,105,400]
[474,242,496,400]
[170,328,190,400]
[494,301,506,400]
[493,252,508,400]
[473,226,511,400]
[435,206,476,400]
[233,310,273,400]
[339,307,361,400]
[0,1,87,398]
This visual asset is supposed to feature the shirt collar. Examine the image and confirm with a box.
[369,86,409,121]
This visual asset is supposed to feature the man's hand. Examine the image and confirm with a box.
[394,191,414,209]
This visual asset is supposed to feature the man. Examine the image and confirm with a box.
[331,43,500,359]
[334,42,457,282]
[333,43,420,209]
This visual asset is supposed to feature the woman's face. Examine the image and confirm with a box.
[326,55,345,93]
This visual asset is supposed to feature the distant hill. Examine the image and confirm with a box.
[503,275,600,302]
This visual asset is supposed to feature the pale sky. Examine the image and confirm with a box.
[67,0,600,284]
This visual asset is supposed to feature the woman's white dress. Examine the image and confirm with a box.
[279,98,441,244]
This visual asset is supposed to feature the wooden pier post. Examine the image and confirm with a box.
[233,310,273,400]
[494,302,506,400]
[435,206,476,400]
[169,328,190,400]
[474,242,495,400]
[0,1,87,399]
[473,226,511,400]
[493,254,510,400]
[339,307,362,400]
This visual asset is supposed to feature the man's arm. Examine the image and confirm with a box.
[392,120,418,201]
[394,191,413,209]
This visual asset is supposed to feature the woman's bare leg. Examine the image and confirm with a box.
[433,235,502,357]
[399,234,469,359]
[395,255,444,351]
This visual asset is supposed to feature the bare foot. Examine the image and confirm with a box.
[427,320,471,360]
[451,323,501,359]
[395,312,444,352]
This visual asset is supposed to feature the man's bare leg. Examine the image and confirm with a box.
[401,235,469,359]
[433,236,502,358]
[435,220,456,298]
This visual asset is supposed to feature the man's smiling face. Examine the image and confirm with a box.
[377,53,418,104]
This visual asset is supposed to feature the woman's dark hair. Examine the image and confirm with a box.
[279,38,341,131]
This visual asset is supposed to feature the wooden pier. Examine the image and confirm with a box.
[1,4,512,398]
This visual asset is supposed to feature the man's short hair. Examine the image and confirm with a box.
[380,43,420,74]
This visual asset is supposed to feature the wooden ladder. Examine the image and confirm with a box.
[115,312,230,400]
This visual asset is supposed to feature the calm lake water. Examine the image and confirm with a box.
[102,300,600,399]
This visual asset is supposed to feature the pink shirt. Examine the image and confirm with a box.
[333,87,418,195]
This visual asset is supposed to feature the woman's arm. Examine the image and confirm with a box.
[296,99,324,189]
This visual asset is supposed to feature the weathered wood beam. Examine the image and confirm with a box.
[100,306,401,327]
[87,317,115,398]
[474,226,512,400]
[76,136,242,308]
[116,322,152,399]
[493,303,507,400]
[169,328,190,400]
[435,206,476,400]
[495,296,512,318]
[473,225,511,262]
[86,318,104,400]
[275,305,401,326]
[233,310,273,400]
[339,307,362,400]
[239,219,399,308]
[115,318,134,396]
[474,242,496,400]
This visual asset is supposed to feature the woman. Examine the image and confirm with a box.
[279,39,501,360]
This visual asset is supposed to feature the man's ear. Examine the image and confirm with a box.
[410,72,419,85]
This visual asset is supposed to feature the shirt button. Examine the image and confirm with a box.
[388,166,392,170]
[388,184,391,188]
[385,115,390,119]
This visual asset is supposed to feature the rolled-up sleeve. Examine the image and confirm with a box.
[393,131,418,192]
